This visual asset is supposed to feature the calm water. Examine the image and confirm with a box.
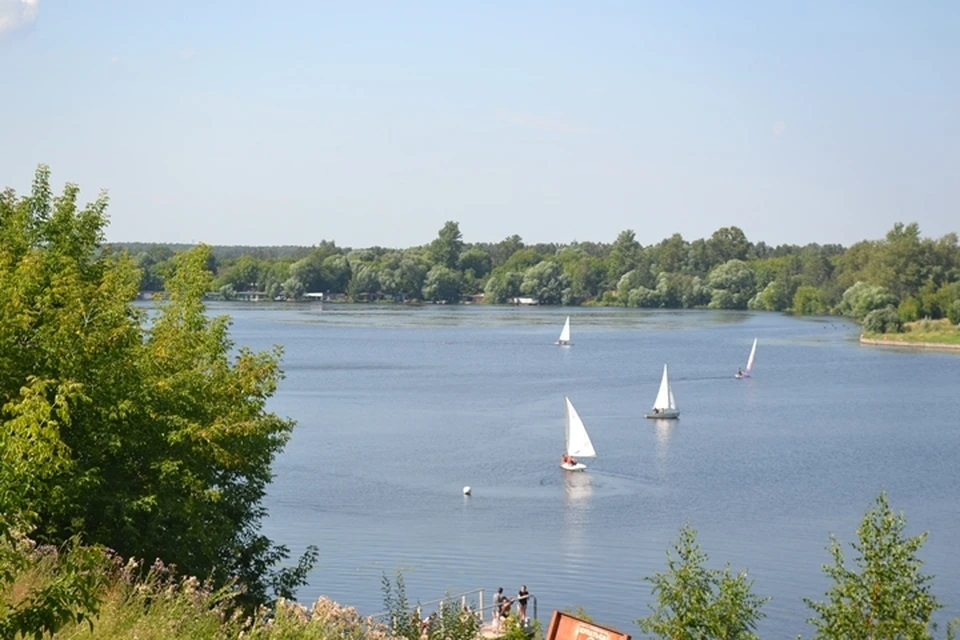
[216,303,959,637]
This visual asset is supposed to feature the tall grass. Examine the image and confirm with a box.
[4,547,400,640]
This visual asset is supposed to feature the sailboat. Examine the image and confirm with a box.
[644,364,680,419]
[735,338,758,379]
[556,316,572,346]
[560,396,596,471]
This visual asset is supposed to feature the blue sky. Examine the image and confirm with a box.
[1,1,957,248]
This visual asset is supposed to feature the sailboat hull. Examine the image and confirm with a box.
[644,410,680,419]
[560,462,587,471]
[556,340,573,346]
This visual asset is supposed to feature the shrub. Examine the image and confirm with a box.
[948,299,960,325]
[897,296,921,322]
[862,306,903,334]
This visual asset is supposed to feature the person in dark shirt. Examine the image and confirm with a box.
[517,585,530,621]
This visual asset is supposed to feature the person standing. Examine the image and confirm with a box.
[517,585,530,621]
[493,587,506,629]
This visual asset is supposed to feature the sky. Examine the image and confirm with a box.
[1,0,957,249]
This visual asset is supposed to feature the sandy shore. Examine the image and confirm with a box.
[859,335,960,351]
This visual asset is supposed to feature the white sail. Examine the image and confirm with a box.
[564,396,596,458]
[557,316,571,343]
[745,337,758,373]
[652,364,676,410]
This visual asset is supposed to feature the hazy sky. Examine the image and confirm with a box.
[1,1,957,248]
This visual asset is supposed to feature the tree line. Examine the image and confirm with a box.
[119,220,960,329]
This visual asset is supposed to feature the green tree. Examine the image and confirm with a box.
[282,276,305,299]
[804,492,942,640]
[606,229,642,282]
[949,299,960,325]
[458,248,493,279]
[681,276,711,308]
[484,271,523,304]
[707,226,751,266]
[637,524,768,639]
[707,260,756,310]
[428,221,464,269]
[500,248,542,273]
[798,247,834,287]
[563,254,606,301]
[867,222,926,300]
[134,246,175,292]
[749,276,795,312]
[652,233,688,274]
[489,234,525,266]
[348,263,381,299]
[0,375,111,639]
[685,239,713,276]
[838,282,898,320]
[618,269,654,303]
[521,261,570,305]
[288,242,340,292]
[261,259,293,296]
[422,265,462,303]
[898,296,921,322]
[378,251,430,300]
[221,254,263,290]
[792,285,825,315]
[0,166,313,613]
[627,286,660,308]
[322,254,352,293]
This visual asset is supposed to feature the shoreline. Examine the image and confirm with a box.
[859,334,960,351]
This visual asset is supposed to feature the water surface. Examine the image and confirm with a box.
[217,303,960,636]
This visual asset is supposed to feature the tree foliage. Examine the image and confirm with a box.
[839,283,899,320]
[428,221,464,270]
[0,166,313,626]
[521,261,570,305]
[862,306,904,334]
[484,271,522,304]
[708,260,756,310]
[804,492,942,640]
[422,265,462,303]
[637,524,768,640]
[101,202,960,330]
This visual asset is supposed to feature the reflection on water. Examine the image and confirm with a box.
[653,420,674,460]
[653,420,675,483]
[564,472,594,507]
[561,472,594,561]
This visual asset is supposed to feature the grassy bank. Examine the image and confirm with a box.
[5,550,399,640]
[863,318,960,347]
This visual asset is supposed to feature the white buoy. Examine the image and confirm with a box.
[462,486,471,496]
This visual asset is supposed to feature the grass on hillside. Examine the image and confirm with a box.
[5,551,400,640]
[865,318,960,345]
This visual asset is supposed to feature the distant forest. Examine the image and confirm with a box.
[111,221,960,329]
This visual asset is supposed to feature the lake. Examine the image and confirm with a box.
[215,303,960,637]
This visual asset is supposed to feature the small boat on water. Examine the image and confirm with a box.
[736,338,758,379]
[644,364,680,419]
[560,396,596,471]
[556,316,572,346]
